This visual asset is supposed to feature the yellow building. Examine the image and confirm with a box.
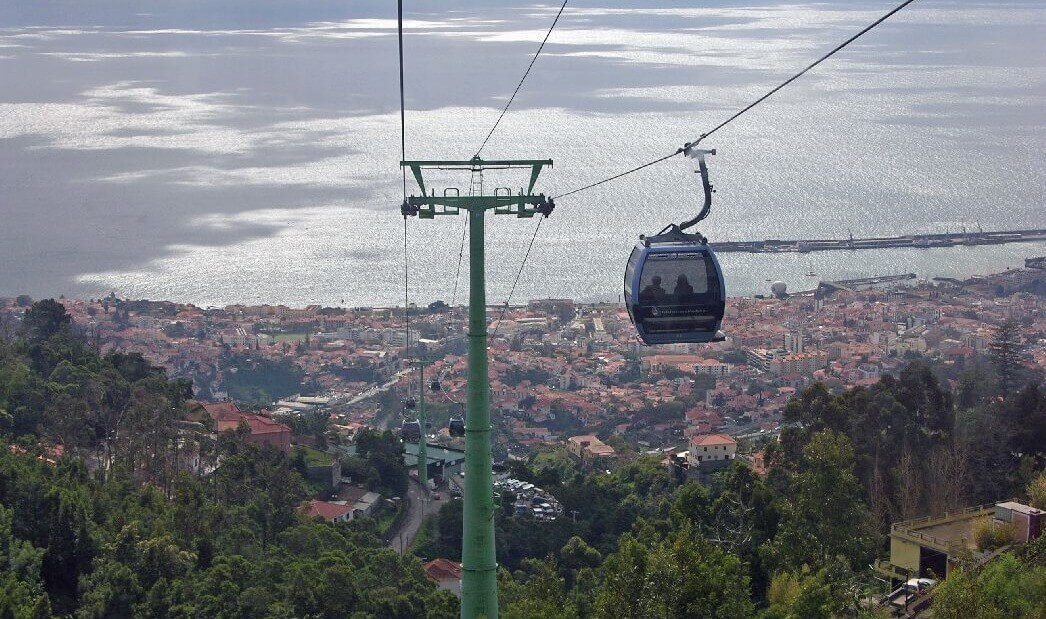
[875,503,998,583]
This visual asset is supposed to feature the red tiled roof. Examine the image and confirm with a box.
[302,500,352,521]
[423,558,462,582]
[200,401,243,421]
[215,414,290,436]
[689,433,736,447]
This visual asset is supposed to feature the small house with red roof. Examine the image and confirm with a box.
[747,451,769,477]
[302,500,353,523]
[197,401,292,453]
[423,558,462,597]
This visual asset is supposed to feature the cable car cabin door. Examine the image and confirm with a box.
[625,245,725,345]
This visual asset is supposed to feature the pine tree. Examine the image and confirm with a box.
[988,320,1025,397]
[21,299,71,342]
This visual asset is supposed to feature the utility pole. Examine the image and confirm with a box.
[402,156,553,619]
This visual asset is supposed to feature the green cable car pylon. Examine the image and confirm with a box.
[402,156,554,619]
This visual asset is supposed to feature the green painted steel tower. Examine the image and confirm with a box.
[401,157,553,619]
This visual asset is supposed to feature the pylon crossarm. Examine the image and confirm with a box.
[401,158,552,169]
[405,194,552,219]
[401,158,552,200]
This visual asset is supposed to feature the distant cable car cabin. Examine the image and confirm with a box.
[623,146,725,345]
[448,417,465,437]
[401,420,421,442]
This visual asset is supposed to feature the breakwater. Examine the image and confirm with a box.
[713,229,1046,254]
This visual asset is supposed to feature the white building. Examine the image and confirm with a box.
[686,433,737,469]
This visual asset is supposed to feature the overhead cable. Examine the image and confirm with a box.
[450,219,468,307]
[403,218,411,361]
[475,0,569,157]
[491,217,544,338]
[554,151,681,200]
[398,0,411,362]
[687,0,919,147]
[476,3,566,326]
[398,0,408,199]
[553,0,919,200]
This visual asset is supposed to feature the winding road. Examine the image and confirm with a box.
[389,476,446,554]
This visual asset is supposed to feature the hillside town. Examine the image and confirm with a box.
[1,261,1043,616]
[2,260,1042,463]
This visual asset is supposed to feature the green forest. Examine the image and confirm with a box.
[0,301,455,618]
[1,300,1045,618]
[420,332,1046,617]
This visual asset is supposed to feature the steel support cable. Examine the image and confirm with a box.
[468,2,566,325]
[398,0,411,364]
[403,219,411,363]
[431,335,465,406]
[687,0,918,148]
[552,0,919,201]
[398,0,407,199]
[491,217,543,338]
[474,0,569,157]
[554,150,680,200]
[450,218,468,306]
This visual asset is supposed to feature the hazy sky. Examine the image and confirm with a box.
[1,1,1044,305]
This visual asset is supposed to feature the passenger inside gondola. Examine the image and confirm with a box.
[640,275,666,304]
[673,274,694,302]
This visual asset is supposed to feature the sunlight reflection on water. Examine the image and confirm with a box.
[0,1,1042,305]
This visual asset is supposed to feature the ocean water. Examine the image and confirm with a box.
[1,1,1043,306]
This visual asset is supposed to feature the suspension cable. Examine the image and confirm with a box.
[552,0,919,200]
[554,150,681,200]
[450,218,468,306]
[398,0,411,364]
[475,0,569,157]
[689,0,918,147]
[466,4,567,321]
[403,219,411,362]
[491,217,543,338]
[398,0,408,198]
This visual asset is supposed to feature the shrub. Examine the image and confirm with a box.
[974,520,1015,551]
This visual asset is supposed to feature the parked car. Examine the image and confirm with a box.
[885,578,937,613]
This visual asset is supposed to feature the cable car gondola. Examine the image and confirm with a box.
[401,420,421,442]
[448,403,465,437]
[624,147,726,345]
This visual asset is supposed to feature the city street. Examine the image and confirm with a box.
[389,476,446,554]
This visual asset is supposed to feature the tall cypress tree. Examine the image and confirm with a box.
[988,320,1025,397]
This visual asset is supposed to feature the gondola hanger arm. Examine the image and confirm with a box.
[677,146,715,232]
